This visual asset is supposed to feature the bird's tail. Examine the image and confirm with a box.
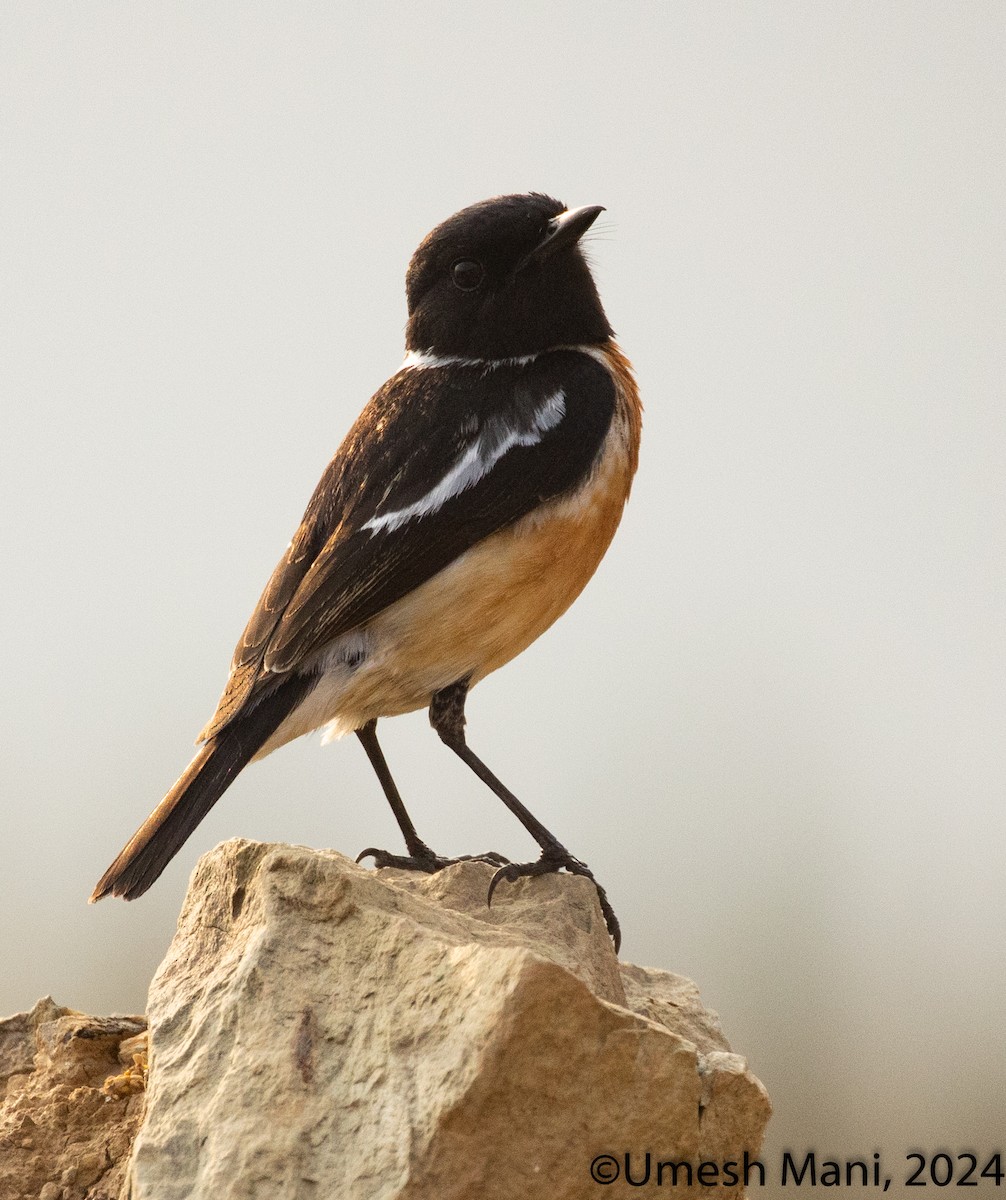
[90,673,316,902]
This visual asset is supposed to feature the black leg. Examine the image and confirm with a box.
[355,719,508,873]
[356,720,434,861]
[429,681,621,951]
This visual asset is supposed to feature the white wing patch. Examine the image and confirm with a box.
[362,390,566,535]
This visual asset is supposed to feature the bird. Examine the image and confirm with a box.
[90,192,641,949]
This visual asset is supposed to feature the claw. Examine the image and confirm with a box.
[355,847,441,872]
[486,862,521,907]
[484,851,622,952]
[357,847,510,874]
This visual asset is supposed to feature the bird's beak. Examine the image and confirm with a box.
[519,205,605,269]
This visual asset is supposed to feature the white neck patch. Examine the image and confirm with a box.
[401,348,540,371]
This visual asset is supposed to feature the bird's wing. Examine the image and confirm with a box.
[199,349,615,740]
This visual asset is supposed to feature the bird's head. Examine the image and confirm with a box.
[404,193,612,360]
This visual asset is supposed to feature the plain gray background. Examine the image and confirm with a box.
[3,1,1004,1185]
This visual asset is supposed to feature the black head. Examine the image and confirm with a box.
[404,193,613,359]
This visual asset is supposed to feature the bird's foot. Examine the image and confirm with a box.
[487,847,621,952]
[356,844,510,873]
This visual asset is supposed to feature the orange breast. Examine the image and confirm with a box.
[330,342,642,731]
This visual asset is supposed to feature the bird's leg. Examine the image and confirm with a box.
[355,720,437,867]
[354,719,508,872]
[428,681,621,951]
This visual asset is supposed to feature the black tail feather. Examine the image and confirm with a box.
[90,673,316,902]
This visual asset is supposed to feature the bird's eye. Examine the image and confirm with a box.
[451,259,485,291]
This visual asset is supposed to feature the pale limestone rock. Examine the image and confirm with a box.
[128,839,770,1199]
[0,998,146,1200]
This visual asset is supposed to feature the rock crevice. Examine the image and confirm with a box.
[0,999,146,1200]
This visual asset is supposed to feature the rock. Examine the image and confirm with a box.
[127,838,770,1199]
[0,998,146,1200]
